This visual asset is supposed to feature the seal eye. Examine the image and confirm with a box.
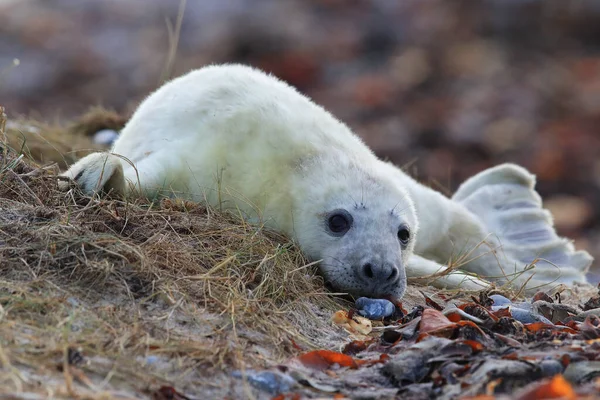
[326,210,353,236]
[398,225,410,245]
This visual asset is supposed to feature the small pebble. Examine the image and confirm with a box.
[232,370,295,394]
[539,359,565,377]
[93,129,119,146]
[355,297,395,319]
[512,301,533,311]
[145,355,159,365]
[508,306,553,325]
[489,294,512,307]
[489,295,553,324]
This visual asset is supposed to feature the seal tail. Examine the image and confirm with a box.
[452,163,592,287]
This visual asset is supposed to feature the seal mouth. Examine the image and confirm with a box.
[353,273,403,298]
[364,286,396,299]
[324,279,393,298]
[362,275,407,300]
[342,279,399,299]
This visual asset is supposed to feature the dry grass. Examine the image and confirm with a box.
[0,108,353,398]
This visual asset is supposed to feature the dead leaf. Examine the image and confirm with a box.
[332,310,373,336]
[342,338,375,355]
[421,291,444,311]
[524,322,578,335]
[532,291,554,303]
[580,315,600,339]
[419,308,454,334]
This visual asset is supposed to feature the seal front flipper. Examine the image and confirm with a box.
[59,152,126,197]
[452,163,592,287]
[406,254,490,291]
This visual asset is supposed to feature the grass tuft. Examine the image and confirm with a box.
[0,112,348,397]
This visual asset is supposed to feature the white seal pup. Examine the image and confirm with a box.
[60,64,592,298]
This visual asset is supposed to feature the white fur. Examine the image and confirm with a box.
[61,64,592,297]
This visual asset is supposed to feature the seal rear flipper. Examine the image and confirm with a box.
[59,152,126,197]
[406,254,491,291]
[451,163,592,287]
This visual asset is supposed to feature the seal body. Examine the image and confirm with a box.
[62,64,592,297]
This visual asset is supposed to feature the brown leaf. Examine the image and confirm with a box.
[524,322,578,335]
[494,333,522,347]
[491,307,512,319]
[532,291,554,303]
[581,315,600,339]
[419,309,454,334]
[342,338,376,355]
[421,291,444,311]
[461,303,498,322]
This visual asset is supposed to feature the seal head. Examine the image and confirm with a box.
[291,157,418,300]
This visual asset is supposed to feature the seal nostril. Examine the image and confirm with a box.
[363,263,374,279]
[387,267,398,281]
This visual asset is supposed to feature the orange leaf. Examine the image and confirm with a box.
[524,322,553,332]
[296,350,360,371]
[445,311,462,323]
[492,307,512,319]
[560,320,580,330]
[502,352,519,360]
[331,310,372,336]
[516,375,576,400]
[459,339,484,352]
[524,322,578,335]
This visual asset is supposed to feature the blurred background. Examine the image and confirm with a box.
[1,0,600,280]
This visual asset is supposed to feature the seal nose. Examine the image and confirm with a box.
[360,262,399,283]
